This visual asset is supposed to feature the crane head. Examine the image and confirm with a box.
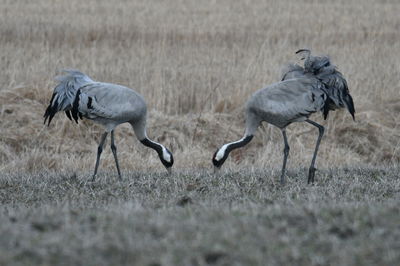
[295,49,311,60]
[212,145,228,171]
[160,147,174,171]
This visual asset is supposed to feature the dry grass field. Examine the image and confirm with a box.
[1,168,400,265]
[0,0,400,265]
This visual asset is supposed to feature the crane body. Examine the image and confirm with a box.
[213,50,355,184]
[44,70,173,181]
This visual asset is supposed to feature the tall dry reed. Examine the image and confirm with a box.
[0,0,399,174]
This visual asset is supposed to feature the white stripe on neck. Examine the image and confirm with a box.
[215,136,247,161]
[147,136,171,163]
[161,146,171,162]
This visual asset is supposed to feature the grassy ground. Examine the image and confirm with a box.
[1,167,399,266]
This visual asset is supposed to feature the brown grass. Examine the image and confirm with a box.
[1,0,400,174]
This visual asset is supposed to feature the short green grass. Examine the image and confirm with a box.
[1,167,399,266]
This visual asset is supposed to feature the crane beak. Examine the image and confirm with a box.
[213,166,220,174]
[167,167,172,175]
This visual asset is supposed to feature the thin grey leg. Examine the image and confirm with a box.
[305,119,325,184]
[280,129,290,185]
[110,130,122,180]
[92,132,108,182]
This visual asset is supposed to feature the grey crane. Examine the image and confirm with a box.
[44,70,174,181]
[212,49,355,184]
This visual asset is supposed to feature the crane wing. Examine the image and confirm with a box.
[281,64,305,81]
[44,70,94,125]
[69,82,146,124]
[281,50,355,120]
[69,89,115,124]
[316,66,355,120]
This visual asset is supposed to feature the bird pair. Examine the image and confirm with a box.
[44,49,355,184]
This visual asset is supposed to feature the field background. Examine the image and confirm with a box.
[0,0,399,265]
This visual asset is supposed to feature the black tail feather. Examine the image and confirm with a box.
[71,89,81,124]
[322,97,334,120]
[43,93,57,126]
[344,94,355,120]
[65,110,72,121]
[289,49,355,122]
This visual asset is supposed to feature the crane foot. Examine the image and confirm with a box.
[307,167,316,184]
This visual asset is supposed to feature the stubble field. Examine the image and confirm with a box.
[0,0,400,265]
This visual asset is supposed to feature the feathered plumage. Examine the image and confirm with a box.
[213,49,355,184]
[44,70,93,126]
[43,70,174,180]
[281,49,355,120]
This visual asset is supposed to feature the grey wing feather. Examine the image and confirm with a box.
[78,82,147,122]
[44,70,147,128]
[315,65,355,120]
[53,69,94,110]
[247,79,326,128]
[78,92,115,119]
[281,50,355,120]
[44,69,94,125]
[281,64,305,81]
[305,55,331,73]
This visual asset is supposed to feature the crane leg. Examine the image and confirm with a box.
[92,132,108,182]
[110,130,122,180]
[280,129,290,185]
[305,119,325,184]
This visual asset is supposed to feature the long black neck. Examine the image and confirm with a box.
[140,138,163,157]
[140,137,173,169]
[226,135,253,154]
[213,135,254,168]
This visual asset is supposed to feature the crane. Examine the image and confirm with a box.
[44,70,174,181]
[212,49,355,184]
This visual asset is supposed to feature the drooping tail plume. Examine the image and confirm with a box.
[43,70,94,126]
[282,49,355,120]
